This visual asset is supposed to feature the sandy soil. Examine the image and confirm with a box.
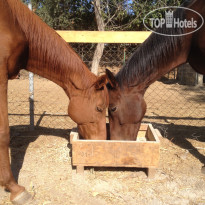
[0,72,204,205]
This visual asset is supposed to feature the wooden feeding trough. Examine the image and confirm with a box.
[70,123,161,178]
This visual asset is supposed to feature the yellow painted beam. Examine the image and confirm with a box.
[56,31,152,43]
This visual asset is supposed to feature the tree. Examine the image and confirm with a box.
[130,0,184,30]
[91,0,134,74]
[91,0,105,75]
[22,0,96,30]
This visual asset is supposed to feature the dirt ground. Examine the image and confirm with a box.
[0,72,205,205]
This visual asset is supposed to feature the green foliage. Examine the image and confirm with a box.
[130,0,184,31]
[20,0,185,31]
[21,0,95,30]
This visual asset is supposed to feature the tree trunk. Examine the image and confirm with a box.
[91,0,105,75]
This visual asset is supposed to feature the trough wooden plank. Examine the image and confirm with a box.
[72,125,160,168]
[72,140,159,167]
[139,124,149,131]
[71,124,160,171]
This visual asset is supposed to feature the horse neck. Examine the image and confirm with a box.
[141,45,189,87]
[120,48,190,96]
[7,0,97,95]
[26,36,97,98]
[117,33,192,91]
[26,54,97,96]
[26,39,97,92]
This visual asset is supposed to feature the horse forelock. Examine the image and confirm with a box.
[104,85,109,107]
[5,0,94,89]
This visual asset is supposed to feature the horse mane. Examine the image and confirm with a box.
[5,0,95,88]
[115,2,193,88]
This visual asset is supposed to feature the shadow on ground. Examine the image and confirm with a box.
[9,117,205,183]
[146,121,205,166]
[9,125,71,183]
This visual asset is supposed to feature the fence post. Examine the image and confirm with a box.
[123,47,126,64]
[196,73,203,86]
[28,2,34,131]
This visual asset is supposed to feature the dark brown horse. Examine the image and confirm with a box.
[0,0,109,203]
[106,0,205,140]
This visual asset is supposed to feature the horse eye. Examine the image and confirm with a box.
[96,106,103,112]
[110,107,117,112]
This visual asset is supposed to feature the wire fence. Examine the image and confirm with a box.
[8,43,205,135]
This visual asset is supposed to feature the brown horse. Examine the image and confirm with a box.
[106,0,205,140]
[0,0,109,203]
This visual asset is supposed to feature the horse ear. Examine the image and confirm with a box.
[106,69,118,89]
[94,74,107,90]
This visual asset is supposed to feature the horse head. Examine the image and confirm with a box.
[68,74,109,140]
[106,69,147,141]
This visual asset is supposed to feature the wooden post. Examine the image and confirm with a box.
[28,2,34,131]
[76,166,84,174]
[147,168,156,178]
